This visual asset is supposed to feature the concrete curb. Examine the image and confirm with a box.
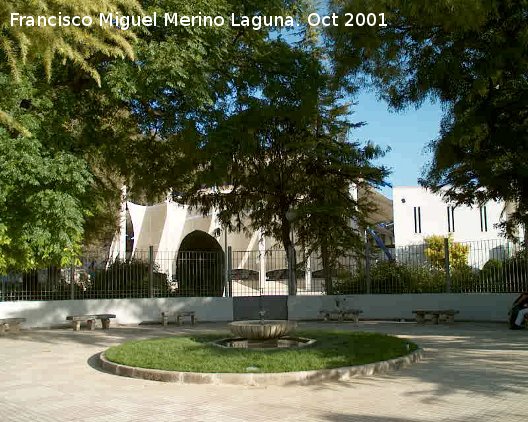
[98,348,424,386]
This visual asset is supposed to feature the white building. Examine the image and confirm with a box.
[392,186,520,268]
[106,184,375,296]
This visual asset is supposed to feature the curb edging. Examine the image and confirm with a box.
[98,348,424,386]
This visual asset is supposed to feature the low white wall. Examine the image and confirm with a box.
[288,294,518,322]
[1,293,519,327]
[0,297,233,328]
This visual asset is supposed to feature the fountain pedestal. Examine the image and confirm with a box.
[228,320,297,340]
[212,320,313,350]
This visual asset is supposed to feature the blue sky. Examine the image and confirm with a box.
[351,90,444,199]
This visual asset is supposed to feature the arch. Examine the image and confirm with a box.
[175,231,225,297]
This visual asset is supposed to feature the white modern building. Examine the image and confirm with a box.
[392,186,521,267]
[108,185,363,296]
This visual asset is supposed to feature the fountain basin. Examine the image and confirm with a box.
[228,320,297,340]
[212,336,316,350]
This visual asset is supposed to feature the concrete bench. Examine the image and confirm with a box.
[0,318,26,334]
[319,309,363,323]
[412,309,459,324]
[66,314,116,331]
[161,311,196,326]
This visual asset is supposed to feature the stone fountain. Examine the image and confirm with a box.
[214,310,315,350]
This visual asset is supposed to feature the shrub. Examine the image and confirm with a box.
[480,259,503,285]
[333,261,447,294]
[450,265,480,292]
[333,268,366,294]
[497,252,528,292]
[87,259,169,298]
[424,235,469,270]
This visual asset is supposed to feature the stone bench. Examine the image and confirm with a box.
[319,309,363,323]
[412,309,459,324]
[0,318,26,334]
[161,311,196,326]
[66,314,116,331]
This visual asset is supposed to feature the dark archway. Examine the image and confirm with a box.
[175,231,225,297]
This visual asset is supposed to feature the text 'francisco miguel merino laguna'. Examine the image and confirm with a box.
[10,12,297,31]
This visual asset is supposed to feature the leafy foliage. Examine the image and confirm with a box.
[0,133,91,272]
[88,259,169,298]
[327,0,528,241]
[0,0,140,85]
[333,261,446,294]
[424,235,469,270]
[171,42,388,294]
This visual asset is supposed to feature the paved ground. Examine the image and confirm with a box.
[1,321,527,422]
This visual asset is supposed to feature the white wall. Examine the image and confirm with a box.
[0,297,233,328]
[393,186,505,246]
[0,293,519,327]
[392,186,514,267]
[288,294,517,322]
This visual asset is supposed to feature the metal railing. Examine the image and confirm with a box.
[0,239,527,301]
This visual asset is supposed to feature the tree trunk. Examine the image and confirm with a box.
[321,239,333,295]
[281,219,297,295]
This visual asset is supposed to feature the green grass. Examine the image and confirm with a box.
[104,331,418,373]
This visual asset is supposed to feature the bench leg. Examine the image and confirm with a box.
[176,315,181,326]
[101,319,110,330]
[72,321,81,331]
[162,314,168,327]
[190,315,195,325]
[86,319,96,330]
[353,314,359,325]
[432,314,439,325]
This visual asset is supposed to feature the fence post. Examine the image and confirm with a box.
[70,264,75,300]
[148,245,154,298]
[227,246,233,297]
[444,237,451,292]
[365,241,371,294]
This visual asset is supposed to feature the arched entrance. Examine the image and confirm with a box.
[175,231,225,297]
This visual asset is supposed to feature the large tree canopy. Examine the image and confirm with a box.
[1,0,389,274]
[172,41,388,293]
[0,0,313,271]
[328,0,528,240]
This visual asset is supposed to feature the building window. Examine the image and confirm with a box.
[447,206,455,232]
[480,206,488,232]
[413,207,422,234]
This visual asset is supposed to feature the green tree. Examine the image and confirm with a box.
[0,133,91,272]
[0,0,312,271]
[327,0,528,242]
[1,0,140,84]
[173,42,387,293]
[424,235,469,270]
[0,0,141,135]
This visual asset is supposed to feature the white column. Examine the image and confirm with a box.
[118,185,127,261]
[259,230,266,291]
[305,251,312,293]
[349,182,359,230]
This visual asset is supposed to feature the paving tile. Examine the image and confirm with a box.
[0,321,527,421]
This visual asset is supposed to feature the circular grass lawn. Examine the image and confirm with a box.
[104,330,418,373]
